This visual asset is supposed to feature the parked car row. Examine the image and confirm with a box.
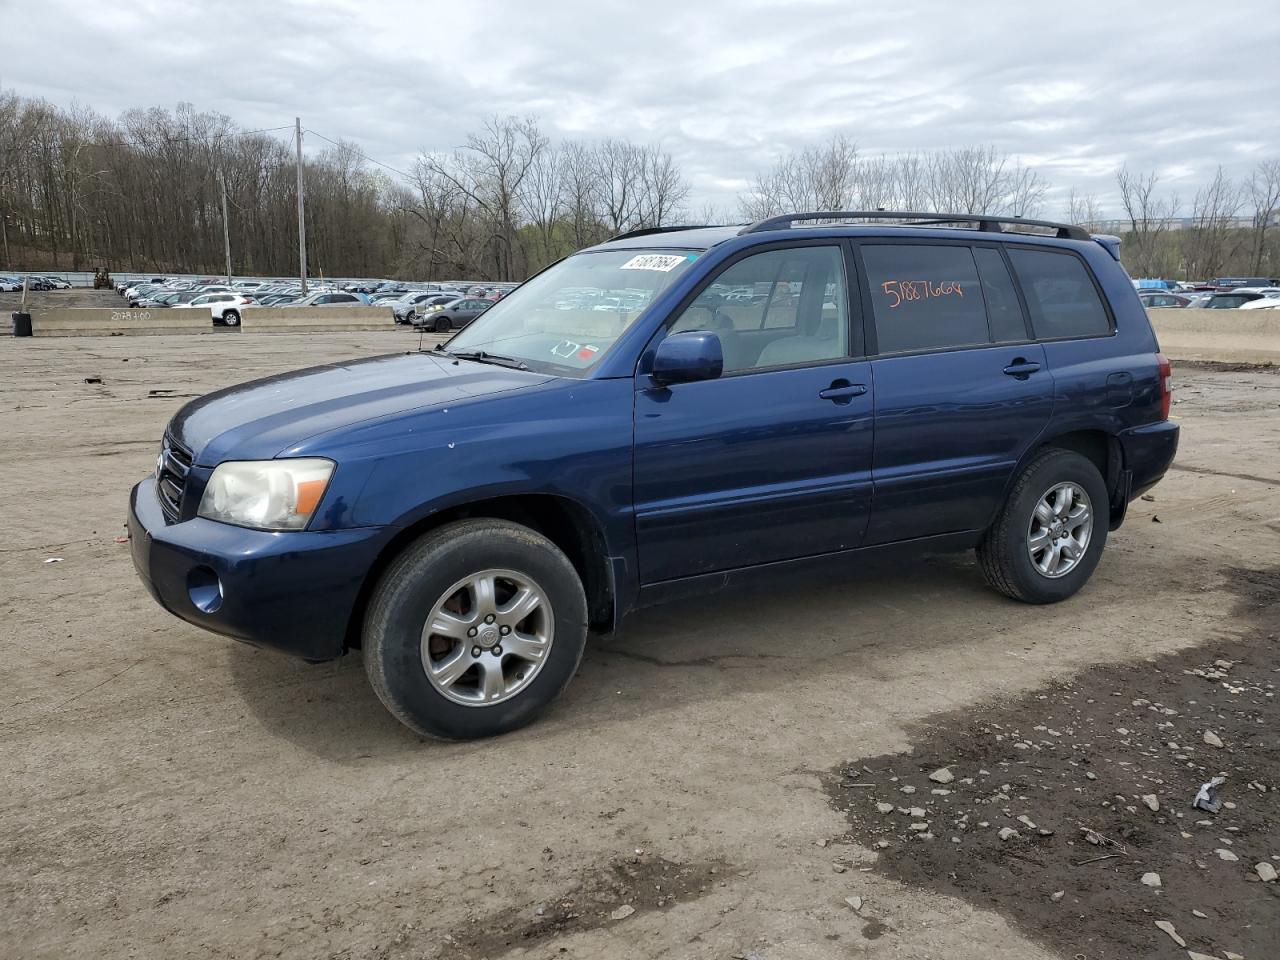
[113,275,390,324]
[96,273,519,331]
[1137,286,1280,310]
[0,275,72,292]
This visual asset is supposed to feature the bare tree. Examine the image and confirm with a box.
[1065,188,1105,231]
[1115,165,1180,277]
[593,138,644,233]
[1246,159,1280,275]
[520,142,564,269]
[1181,166,1243,279]
[1002,163,1048,218]
[637,144,689,227]
[560,140,603,250]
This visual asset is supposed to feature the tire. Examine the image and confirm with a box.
[976,448,1109,604]
[434,316,451,333]
[222,310,240,327]
[363,519,588,740]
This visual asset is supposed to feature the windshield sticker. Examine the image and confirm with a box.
[620,254,688,272]
[550,339,582,358]
[576,345,600,361]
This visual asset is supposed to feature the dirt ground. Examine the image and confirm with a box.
[1,332,1278,960]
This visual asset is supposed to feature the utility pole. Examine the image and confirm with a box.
[295,117,308,295]
[217,169,232,285]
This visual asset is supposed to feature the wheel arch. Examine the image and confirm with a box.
[997,428,1126,531]
[344,493,616,651]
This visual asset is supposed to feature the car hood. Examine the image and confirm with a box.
[169,351,555,465]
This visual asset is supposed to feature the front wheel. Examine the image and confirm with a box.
[434,316,450,333]
[976,448,1109,604]
[222,310,241,327]
[363,519,588,739]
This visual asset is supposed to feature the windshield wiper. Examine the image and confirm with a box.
[446,349,528,370]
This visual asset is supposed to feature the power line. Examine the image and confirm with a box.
[304,128,417,182]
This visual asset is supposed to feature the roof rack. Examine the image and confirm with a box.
[738,211,1091,242]
[606,224,724,243]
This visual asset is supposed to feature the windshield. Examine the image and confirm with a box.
[444,249,700,375]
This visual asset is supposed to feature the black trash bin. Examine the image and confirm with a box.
[12,311,32,337]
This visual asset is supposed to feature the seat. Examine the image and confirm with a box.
[754,308,841,367]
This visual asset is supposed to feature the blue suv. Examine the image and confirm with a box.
[128,212,1178,739]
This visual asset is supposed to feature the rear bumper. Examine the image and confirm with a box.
[1119,420,1180,498]
[128,476,386,660]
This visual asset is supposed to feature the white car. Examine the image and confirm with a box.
[0,277,22,292]
[173,292,255,326]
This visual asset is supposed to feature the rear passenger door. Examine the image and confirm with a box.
[859,241,1054,544]
[1005,245,1124,434]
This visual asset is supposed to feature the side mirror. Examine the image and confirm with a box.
[650,331,724,386]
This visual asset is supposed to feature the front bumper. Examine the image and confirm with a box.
[128,476,387,660]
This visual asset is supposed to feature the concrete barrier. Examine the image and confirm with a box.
[1148,307,1280,365]
[27,307,215,337]
[242,305,395,333]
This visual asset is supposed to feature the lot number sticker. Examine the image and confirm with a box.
[620,254,689,272]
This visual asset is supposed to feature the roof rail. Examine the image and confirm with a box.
[738,211,1091,242]
[606,224,724,243]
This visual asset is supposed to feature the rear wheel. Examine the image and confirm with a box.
[976,448,1109,604]
[222,309,241,327]
[363,519,588,739]
[434,315,451,333]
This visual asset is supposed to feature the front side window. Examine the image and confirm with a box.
[668,245,848,372]
[1008,248,1111,339]
[445,248,700,376]
[862,244,988,354]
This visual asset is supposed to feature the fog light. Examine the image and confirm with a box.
[187,566,223,613]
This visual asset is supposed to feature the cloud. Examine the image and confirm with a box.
[6,0,1279,218]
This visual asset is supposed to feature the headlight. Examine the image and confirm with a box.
[197,459,334,530]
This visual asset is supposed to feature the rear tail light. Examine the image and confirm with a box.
[1157,352,1172,419]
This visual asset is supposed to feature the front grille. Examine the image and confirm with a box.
[156,433,193,523]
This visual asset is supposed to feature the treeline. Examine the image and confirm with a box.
[0,93,690,280]
[741,135,1280,280]
[2,90,1278,282]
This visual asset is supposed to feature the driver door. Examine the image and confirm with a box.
[632,242,875,583]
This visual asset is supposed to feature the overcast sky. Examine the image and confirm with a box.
[6,0,1279,219]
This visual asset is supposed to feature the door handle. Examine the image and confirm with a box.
[819,381,868,402]
[1002,359,1041,379]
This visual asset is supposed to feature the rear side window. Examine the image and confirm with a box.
[862,244,988,354]
[1008,249,1111,339]
[973,248,1029,343]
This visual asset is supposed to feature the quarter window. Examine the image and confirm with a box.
[1007,248,1111,339]
[668,245,848,373]
[862,244,988,354]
